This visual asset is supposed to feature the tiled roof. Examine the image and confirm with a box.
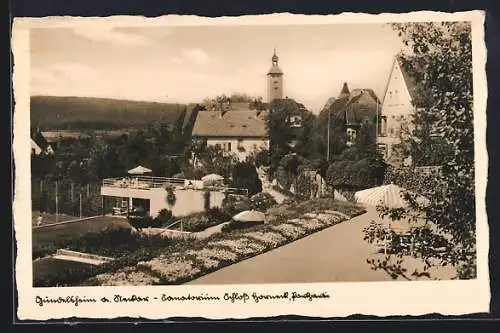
[326,88,380,124]
[31,129,50,150]
[192,110,269,138]
[396,56,427,107]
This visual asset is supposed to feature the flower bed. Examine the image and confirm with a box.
[137,256,201,284]
[88,266,161,286]
[81,198,366,286]
[244,231,287,248]
[269,223,308,239]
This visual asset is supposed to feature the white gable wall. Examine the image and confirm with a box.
[378,58,416,159]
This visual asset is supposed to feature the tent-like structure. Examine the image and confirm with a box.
[233,210,265,223]
[354,184,429,209]
[127,165,152,175]
[201,173,224,181]
[201,173,224,186]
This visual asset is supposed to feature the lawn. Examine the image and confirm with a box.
[32,211,79,226]
[32,215,132,259]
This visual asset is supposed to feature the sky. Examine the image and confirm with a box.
[30,23,405,113]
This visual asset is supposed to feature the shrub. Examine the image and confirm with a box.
[155,209,173,226]
[175,208,232,232]
[203,190,211,211]
[221,194,251,216]
[250,192,277,212]
[165,185,177,207]
[128,216,161,230]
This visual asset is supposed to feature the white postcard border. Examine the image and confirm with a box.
[12,10,490,320]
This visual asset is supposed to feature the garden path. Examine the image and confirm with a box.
[187,207,457,284]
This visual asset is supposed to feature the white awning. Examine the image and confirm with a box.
[127,165,152,175]
[232,210,265,223]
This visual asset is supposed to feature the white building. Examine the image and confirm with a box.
[377,56,425,162]
[191,109,269,161]
[100,176,226,218]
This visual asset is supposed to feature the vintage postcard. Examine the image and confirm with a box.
[12,10,489,320]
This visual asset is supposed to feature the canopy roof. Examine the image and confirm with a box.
[232,210,265,223]
[127,165,152,175]
[355,184,429,209]
[201,173,224,181]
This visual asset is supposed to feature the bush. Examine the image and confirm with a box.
[176,208,232,232]
[155,209,174,226]
[128,216,161,230]
[221,194,252,216]
[250,192,277,212]
[203,190,211,211]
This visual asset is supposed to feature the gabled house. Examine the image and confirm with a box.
[191,109,270,161]
[324,82,382,147]
[377,55,427,163]
[30,129,54,156]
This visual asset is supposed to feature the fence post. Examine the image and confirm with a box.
[70,182,74,202]
[55,180,59,223]
[79,193,82,218]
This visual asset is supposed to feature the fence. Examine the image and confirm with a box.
[31,179,109,218]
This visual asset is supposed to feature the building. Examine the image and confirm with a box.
[324,82,382,147]
[377,56,426,162]
[30,129,54,156]
[267,49,284,103]
[191,109,270,161]
[100,176,227,218]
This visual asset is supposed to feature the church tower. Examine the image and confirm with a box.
[267,49,284,103]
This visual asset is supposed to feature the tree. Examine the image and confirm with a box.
[266,98,317,176]
[231,162,263,196]
[188,143,238,179]
[365,22,476,279]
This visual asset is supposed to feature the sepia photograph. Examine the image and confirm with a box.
[12,11,489,319]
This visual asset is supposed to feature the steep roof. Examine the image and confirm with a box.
[192,110,269,138]
[339,82,350,98]
[31,129,51,150]
[391,55,428,107]
[325,87,381,124]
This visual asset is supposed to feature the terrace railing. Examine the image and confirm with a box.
[102,176,249,196]
[102,176,186,190]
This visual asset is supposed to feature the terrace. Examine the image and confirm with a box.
[101,176,248,218]
[101,175,248,195]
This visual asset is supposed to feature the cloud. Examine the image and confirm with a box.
[180,48,210,65]
[72,26,154,46]
[31,62,97,95]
